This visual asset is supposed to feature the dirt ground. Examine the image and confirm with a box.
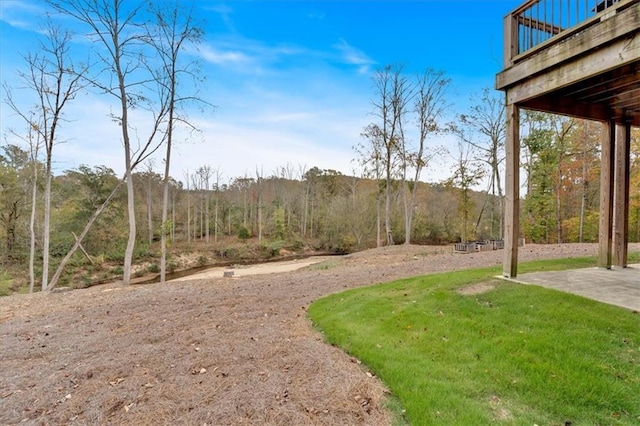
[1,243,637,425]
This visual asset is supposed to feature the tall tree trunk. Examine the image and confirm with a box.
[214,193,219,242]
[29,161,38,293]
[41,168,52,290]
[187,189,191,244]
[385,166,393,246]
[171,190,175,243]
[160,108,173,283]
[148,170,153,246]
[556,163,563,244]
[256,169,263,242]
[205,188,210,243]
[123,168,136,285]
[579,140,589,243]
[376,188,381,248]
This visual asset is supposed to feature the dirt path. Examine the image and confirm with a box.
[1,243,636,425]
[169,257,335,282]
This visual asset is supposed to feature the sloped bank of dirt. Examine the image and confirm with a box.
[1,243,636,425]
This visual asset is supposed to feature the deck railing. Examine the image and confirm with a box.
[504,0,623,64]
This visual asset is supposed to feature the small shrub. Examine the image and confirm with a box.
[134,243,152,261]
[148,264,160,273]
[197,254,207,266]
[220,247,239,259]
[0,273,13,297]
[287,238,305,252]
[238,226,250,241]
[261,241,283,258]
[105,249,125,262]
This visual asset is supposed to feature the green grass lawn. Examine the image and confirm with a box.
[308,256,640,425]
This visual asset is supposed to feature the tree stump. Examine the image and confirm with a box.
[223,270,234,278]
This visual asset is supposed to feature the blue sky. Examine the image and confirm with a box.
[0,0,520,183]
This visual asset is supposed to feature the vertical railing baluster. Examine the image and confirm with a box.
[576,0,579,24]
[584,0,587,21]
[510,0,623,56]
[528,8,533,50]
[552,0,555,37]
[532,1,540,44]
[544,0,548,41]
[552,0,556,39]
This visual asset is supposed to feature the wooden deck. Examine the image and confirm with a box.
[496,0,640,277]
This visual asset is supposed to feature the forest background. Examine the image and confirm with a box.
[1,1,640,294]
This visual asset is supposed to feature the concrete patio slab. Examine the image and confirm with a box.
[504,264,640,312]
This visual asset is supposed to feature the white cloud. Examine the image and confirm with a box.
[333,38,376,74]
[198,43,251,66]
[0,0,44,31]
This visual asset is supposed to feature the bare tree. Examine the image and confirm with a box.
[404,68,451,244]
[370,65,409,246]
[194,165,213,243]
[5,125,42,292]
[213,168,222,242]
[183,169,192,244]
[50,0,170,285]
[26,128,41,293]
[256,166,264,242]
[3,21,86,290]
[145,1,204,283]
[459,88,506,239]
[446,140,485,243]
[356,124,384,247]
[144,160,156,246]
[298,164,309,238]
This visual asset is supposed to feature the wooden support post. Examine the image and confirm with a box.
[503,102,520,278]
[613,120,631,268]
[503,13,518,68]
[598,119,615,269]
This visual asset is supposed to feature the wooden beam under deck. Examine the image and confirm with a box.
[563,67,640,101]
[611,89,640,110]
[520,95,640,126]
[521,97,609,123]
[505,34,640,106]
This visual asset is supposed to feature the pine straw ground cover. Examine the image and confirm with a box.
[1,243,638,425]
